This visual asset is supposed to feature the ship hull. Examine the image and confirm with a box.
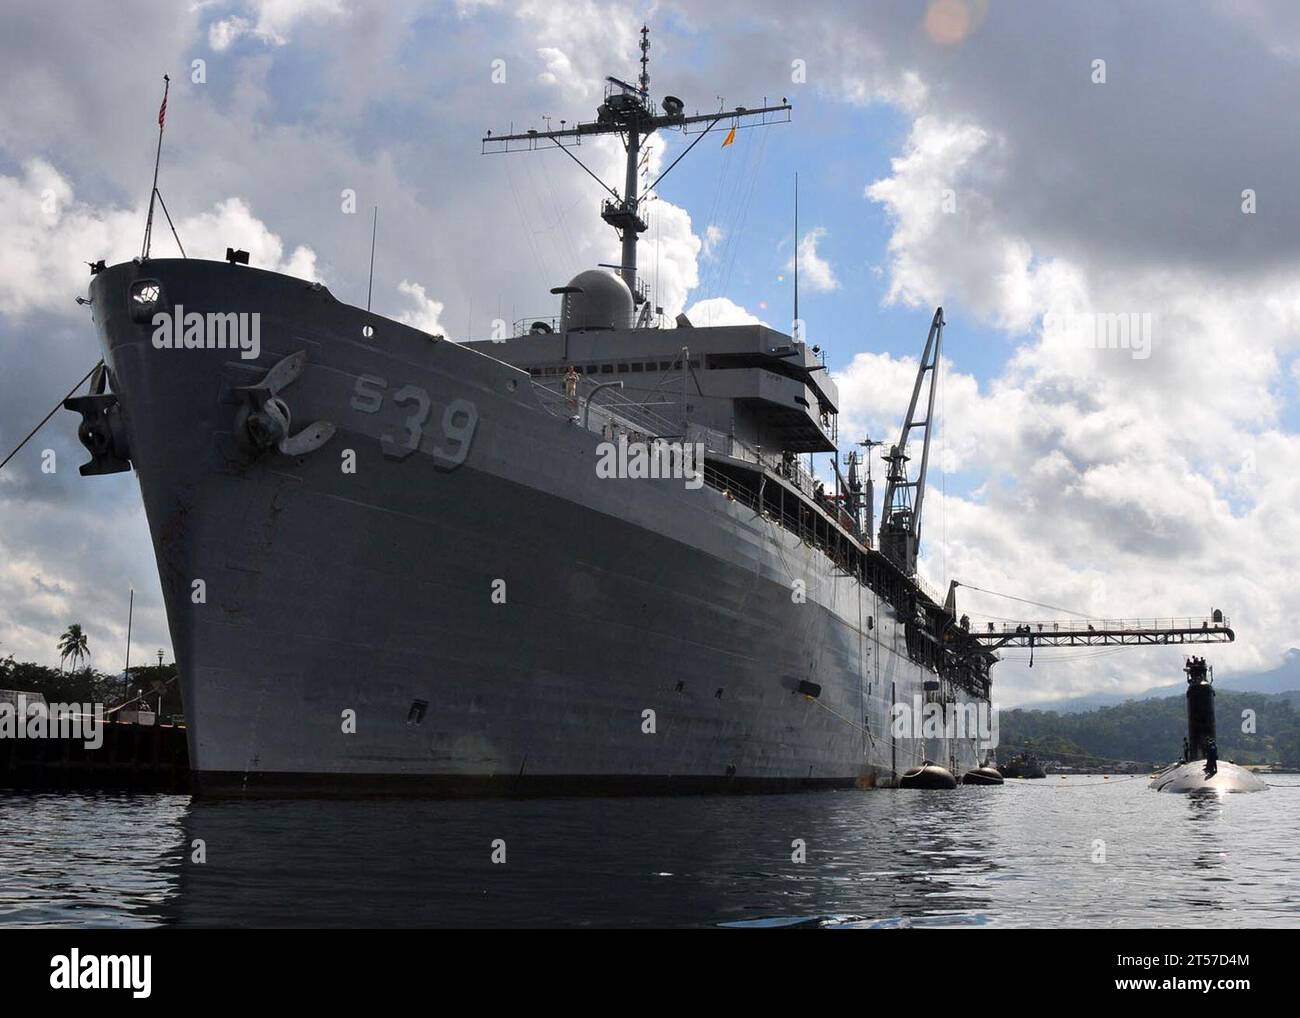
[87,260,992,795]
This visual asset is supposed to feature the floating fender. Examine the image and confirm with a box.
[899,761,957,789]
[962,765,1004,786]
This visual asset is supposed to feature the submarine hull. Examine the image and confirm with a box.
[1149,760,1268,793]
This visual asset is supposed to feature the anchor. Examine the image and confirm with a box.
[63,363,132,475]
[232,350,335,457]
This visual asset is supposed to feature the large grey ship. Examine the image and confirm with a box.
[67,31,1004,794]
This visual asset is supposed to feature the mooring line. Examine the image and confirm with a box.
[0,361,102,474]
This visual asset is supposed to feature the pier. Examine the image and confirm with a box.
[0,719,190,793]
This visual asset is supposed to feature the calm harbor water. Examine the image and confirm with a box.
[2,777,1298,928]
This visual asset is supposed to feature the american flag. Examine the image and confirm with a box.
[158,76,169,129]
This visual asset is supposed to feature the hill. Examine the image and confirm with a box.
[998,689,1300,768]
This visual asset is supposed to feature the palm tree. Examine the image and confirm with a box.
[57,624,90,672]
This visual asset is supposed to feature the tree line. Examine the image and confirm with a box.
[1,623,181,719]
[998,690,1300,769]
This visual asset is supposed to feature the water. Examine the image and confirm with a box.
[2,778,1298,927]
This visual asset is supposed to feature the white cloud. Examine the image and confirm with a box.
[701,224,724,260]
[536,47,578,90]
[790,227,839,293]
[179,197,319,279]
[395,280,447,337]
[207,0,345,48]
[683,297,765,328]
[208,16,251,51]
[0,160,318,318]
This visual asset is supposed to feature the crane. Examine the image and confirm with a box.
[879,307,943,574]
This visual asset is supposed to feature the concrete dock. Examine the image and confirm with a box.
[0,720,190,792]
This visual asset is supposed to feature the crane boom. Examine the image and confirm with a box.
[967,616,1234,650]
[879,306,943,574]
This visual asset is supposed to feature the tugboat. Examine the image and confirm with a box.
[1000,749,1047,779]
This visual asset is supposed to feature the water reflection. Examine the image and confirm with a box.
[0,791,187,928]
[164,791,1000,927]
[2,779,1297,928]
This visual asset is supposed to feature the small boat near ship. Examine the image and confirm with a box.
[1000,751,1047,779]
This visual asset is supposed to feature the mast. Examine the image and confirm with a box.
[793,172,799,336]
[481,25,792,296]
[141,74,170,260]
[857,437,883,538]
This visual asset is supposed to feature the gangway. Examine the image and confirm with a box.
[966,615,1234,651]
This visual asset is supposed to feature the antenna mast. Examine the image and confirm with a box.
[481,25,792,297]
[793,172,799,337]
[639,23,650,97]
[366,206,378,313]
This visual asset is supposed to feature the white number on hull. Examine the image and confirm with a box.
[351,376,478,468]
[383,385,432,460]
[433,399,477,468]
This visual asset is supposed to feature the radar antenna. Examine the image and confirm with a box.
[481,25,792,297]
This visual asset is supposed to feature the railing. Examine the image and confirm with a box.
[968,616,1235,650]
[768,457,821,501]
[513,315,560,336]
[913,572,948,608]
[685,424,757,463]
[977,616,1231,634]
[699,462,826,549]
[687,425,819,499]
[531,379,672,444]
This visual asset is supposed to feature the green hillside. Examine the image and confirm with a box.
[998,690,1300,768]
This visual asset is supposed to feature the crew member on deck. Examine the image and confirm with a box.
[564,365,579,414]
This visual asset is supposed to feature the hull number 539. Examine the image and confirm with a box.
[351,375,477,468]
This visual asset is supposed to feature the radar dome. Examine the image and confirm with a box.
[557,269,634,332]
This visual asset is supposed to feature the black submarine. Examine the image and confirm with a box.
[1149,657,1267,793]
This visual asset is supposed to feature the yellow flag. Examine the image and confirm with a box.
[721,125,736,148]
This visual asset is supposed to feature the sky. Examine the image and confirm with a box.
[2,0,1299,706]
